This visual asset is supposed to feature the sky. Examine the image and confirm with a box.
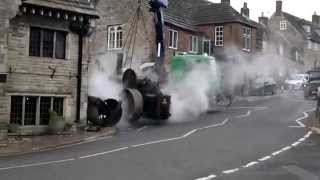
[209,0,320,22]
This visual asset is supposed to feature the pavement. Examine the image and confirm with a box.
[0,127,116,157]
[0,91,319,180]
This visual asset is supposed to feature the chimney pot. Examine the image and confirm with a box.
[241,2,249,18]
[276,0,282,16]
[312,12,320,25]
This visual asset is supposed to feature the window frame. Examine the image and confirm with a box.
[215,26,224,47]
[189,35,199,53]
[242,27,252,51]
[280,20,287,30]
[107,25,124,50]
[168,29,178,49]
[10,96,65,126]
[29,27,67,59]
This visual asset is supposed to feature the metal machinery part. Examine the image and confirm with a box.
[121,69,171,125]
[122,88,144,125]
[87,96,122,127]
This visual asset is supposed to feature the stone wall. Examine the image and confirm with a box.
[0,12,90,130]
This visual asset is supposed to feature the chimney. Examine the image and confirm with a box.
[259,12,269,26]
[312,12,320,25]
[221,0,230,6]
[276,0,282,16]
[241,2,250,18]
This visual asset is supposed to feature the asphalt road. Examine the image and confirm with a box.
[0,91,318,180]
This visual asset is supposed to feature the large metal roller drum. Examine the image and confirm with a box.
[87,96,122,127]
[121,88,143,125]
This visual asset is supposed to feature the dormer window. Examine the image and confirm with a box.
[280,20,287,30]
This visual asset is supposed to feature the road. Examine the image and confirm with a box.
[0,91,318,180]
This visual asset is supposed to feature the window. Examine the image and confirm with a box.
[242,27,252,51]
[108,25,123,50]
[189,35,198,52]
[203,39,214,56]
[308,41,313,49]
[215,26,224,46]
[29,27,67,59]
[295,51,300,61]
[169,29,178,49]
[314,42,319,51]
[10,96,64,126]
[280,20,287,30]
[278,44,284,55]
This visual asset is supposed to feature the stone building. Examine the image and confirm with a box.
[0,0,98,134]
[266,0,320,75]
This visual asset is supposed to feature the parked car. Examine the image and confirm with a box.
[303,70,320,99]
[250,76,277,96]
[284,74,307,90]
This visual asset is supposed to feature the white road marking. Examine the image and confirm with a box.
[198,118,229,130]
[243,161,258,168]
[222,168,239,174]
[281,146,291,152]
[298,138,306,142]
[258,156,271,161]
[195,174,217,180]
[292,141,301,147]
[0,158,75,171]
[137,126,149,132]
[289,108,316,128]
[79,147,129,159]
[183,129,198,137]
[272,150,283,156]
[235,111,251,118]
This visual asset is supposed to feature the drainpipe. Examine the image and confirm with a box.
[76,33,83,123]
[69,19,95,124]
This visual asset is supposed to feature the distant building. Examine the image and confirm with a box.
[266,0,320,75]
[0,0,98,134]
[93,0,259,72]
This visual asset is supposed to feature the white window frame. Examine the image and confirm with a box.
[314,42,319,51]
[308,40,313,49]
[10,96,65,126]
[242,27,252,51]
[295,51,300,61]
[108,25,124,50]
[168,29,178,49]
[280,20,287,30]
[189,35,199,53]
[215,26,224,46]
[279,44,284,55]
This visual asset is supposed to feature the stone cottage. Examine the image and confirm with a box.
[0,0,98,134]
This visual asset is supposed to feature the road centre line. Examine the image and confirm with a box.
[79,147,129,159]
[258,156,271,161]
[222,168,239,174]
[0,158,75,171]
[195,174,217,180]
[242,161,259,168]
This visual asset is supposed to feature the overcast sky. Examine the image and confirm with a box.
[209,0,320,22]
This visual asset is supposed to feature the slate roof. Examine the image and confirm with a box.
[22,0,98,17]
[283,12,320,43]
[164,0,257,31]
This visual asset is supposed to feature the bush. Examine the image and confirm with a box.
[48,111,65,134]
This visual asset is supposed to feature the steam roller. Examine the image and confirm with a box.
[122,69,171,126]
